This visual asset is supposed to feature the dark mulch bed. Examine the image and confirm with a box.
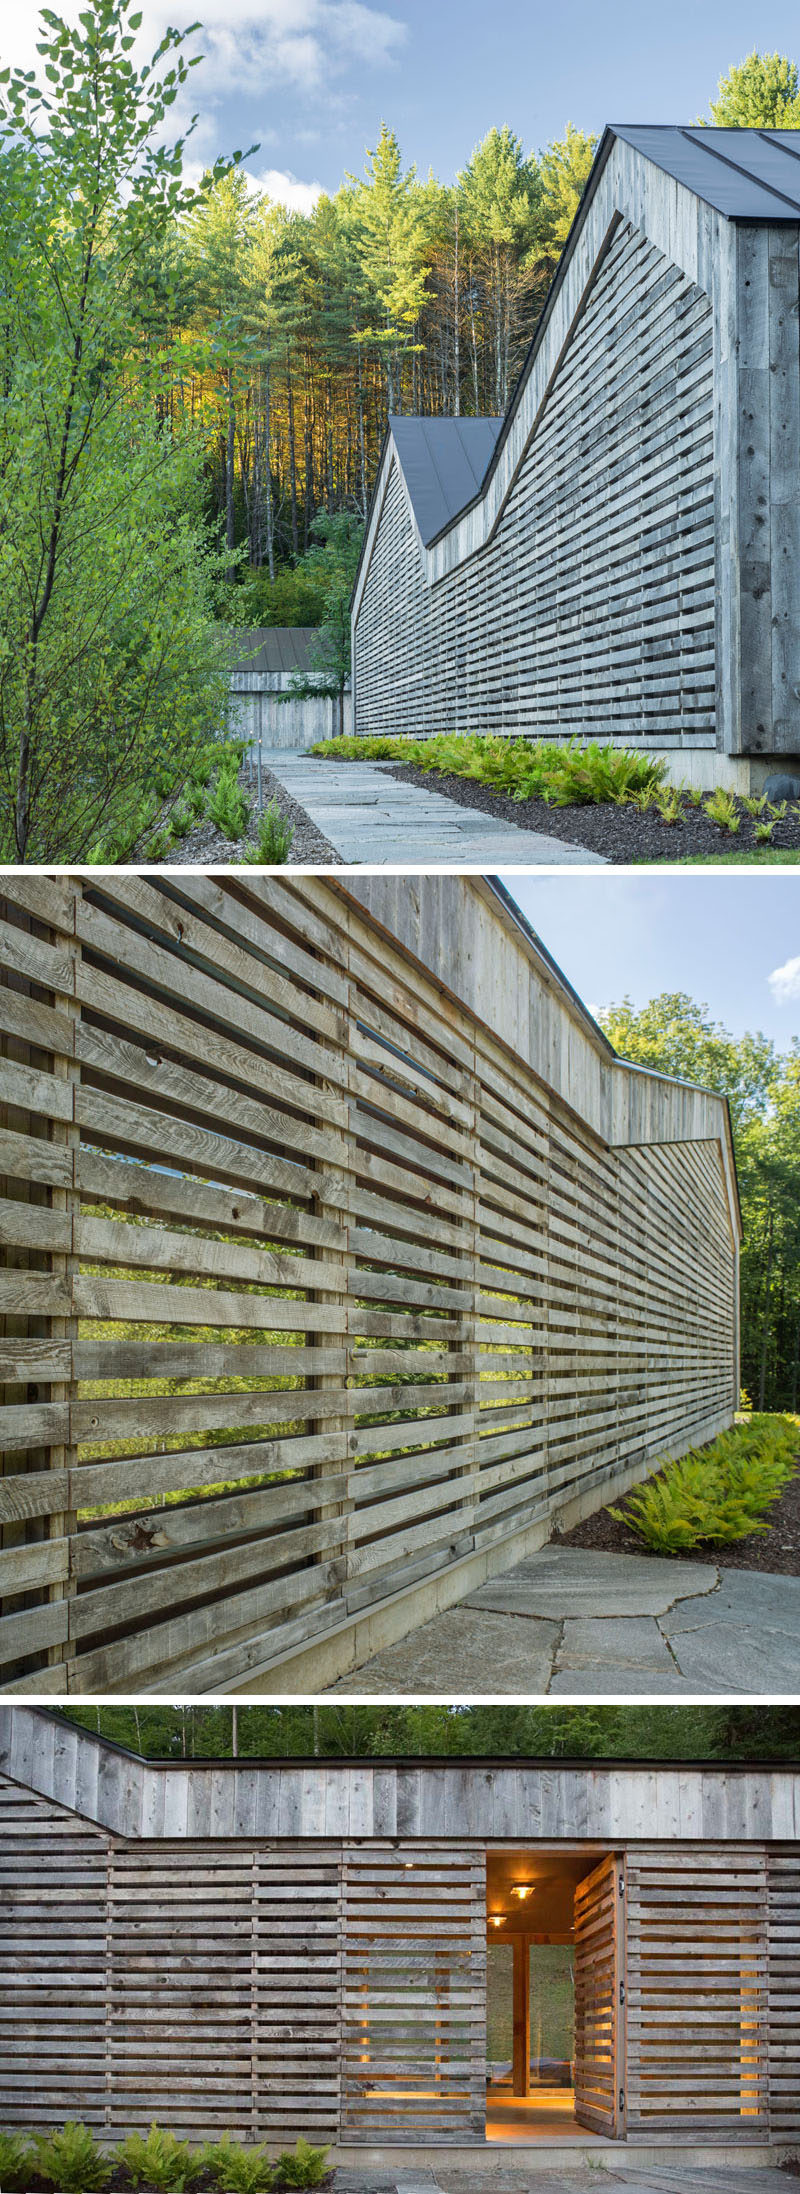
[554,1456,800,1575]
[14,2178,333,2193]
[383,762,800,862]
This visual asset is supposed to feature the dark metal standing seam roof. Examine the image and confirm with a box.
[227,626,321,674]
[388,413,503,544]
[612,125,800,218]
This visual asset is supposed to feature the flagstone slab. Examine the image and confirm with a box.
[253,750,606,865]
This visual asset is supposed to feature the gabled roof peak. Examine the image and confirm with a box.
[611,124,800,219]
[388,413,502,544]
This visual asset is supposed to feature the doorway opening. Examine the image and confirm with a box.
[485,1849,624,2142]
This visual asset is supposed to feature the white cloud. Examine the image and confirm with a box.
[249,164,323,210]
[0,0,406,96]
[768,954,800,1005]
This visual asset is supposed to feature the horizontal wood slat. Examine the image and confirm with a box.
[573,1853,621,2137]
[341,1842,486,2142]
[1,1765,797,2149]
[767,1847,800,2136]
[625,1846,769,2140]
[354,220,716,743]
[1,877,737,1693]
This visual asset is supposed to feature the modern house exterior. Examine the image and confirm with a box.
[0,872,739,1696]
[0,1709,798,2165]
[352,127,800,790]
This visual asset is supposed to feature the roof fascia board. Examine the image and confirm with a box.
[2,1711,796,1840]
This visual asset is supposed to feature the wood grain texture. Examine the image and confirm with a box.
[1,878,738,1695]
[0,1726,798,2148]
[354,136,800,760]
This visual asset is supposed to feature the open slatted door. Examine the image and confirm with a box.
[573,1854,624,2137]
[341,1843,486,2143]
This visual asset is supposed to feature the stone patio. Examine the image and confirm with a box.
[324,1546,800,1695]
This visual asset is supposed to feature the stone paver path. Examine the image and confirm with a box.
[255,751,605,864]
[325,1546,800,1694]
[334,2163,793,2193]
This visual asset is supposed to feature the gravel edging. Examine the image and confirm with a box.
[381,762,800,862]
[159,765,341,867]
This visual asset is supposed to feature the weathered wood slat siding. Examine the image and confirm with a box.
[341,1844,486,2142]
[1,1725,798,2146]
[1,878,738,1695]
[573,1854,623,2136]
[626,1845,770,2140]
[354,224,716,744]
[767,1848,800,2136]
[352,136,800,759]
[0,1774,109,2129]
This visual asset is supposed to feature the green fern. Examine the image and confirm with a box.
[32,2122,113,2191]
[273,2139,330,2189]
[310,733,665,807]
[202,2134,274,2192]
[704,787,741,832]
[610,1417,797,1554]
[119,2123,204,2190]
[0,2130,32,2188]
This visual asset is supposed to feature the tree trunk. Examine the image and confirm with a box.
[263,360,275,581]
[453,203,461,415]
[758,1201,775,1411]
[286,358,299,558]
[357,343,367,517]
[225,368,236,581]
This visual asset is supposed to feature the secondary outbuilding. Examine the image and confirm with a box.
[0,1708,798,2165]
[352,127,800,790]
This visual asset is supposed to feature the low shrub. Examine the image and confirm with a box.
[209,758,250,840]
[272,2140,329,2189]
[0,2129,31,2188]
[31,2121,113,2191]
[203,2135,274,2192]
[310,732,666,806]
[610,1415,798,1555]
[201,2135,329,2192]
[119,2123,204,2190]
[241,800,294,865]
[704,787,740,833]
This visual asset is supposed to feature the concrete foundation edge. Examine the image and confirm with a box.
[225,1406,734,1697]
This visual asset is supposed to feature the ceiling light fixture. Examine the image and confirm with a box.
[512,1885,533,1900]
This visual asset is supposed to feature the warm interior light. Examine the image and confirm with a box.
[512,1884,533,1900]
[490,1914,503,1927]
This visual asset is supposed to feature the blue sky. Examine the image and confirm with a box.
[5,0,800,205]
[501,873,800,1046]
